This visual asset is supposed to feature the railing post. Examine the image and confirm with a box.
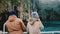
[0,31,2,34]
[3,23,6,34]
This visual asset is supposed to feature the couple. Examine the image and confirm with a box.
[5,12,44,34]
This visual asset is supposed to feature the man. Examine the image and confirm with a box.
[5,13,26,34]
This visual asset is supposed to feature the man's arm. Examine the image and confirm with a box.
[20,19,26,30]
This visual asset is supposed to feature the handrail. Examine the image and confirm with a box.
[23,31,60,33]
[1,31,60,34]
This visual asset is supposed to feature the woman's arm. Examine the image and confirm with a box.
[38,19,44,30]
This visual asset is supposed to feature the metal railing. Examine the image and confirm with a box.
[2,23,60,34]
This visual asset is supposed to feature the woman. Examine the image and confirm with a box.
[27,12,44,34]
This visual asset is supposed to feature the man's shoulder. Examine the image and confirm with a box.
[17,18,22,21]
[17,18,21,20]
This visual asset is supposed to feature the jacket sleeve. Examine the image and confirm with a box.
[20,19,26,30]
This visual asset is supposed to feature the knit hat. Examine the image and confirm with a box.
[9,10,16,16]
[31,12,39,18]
